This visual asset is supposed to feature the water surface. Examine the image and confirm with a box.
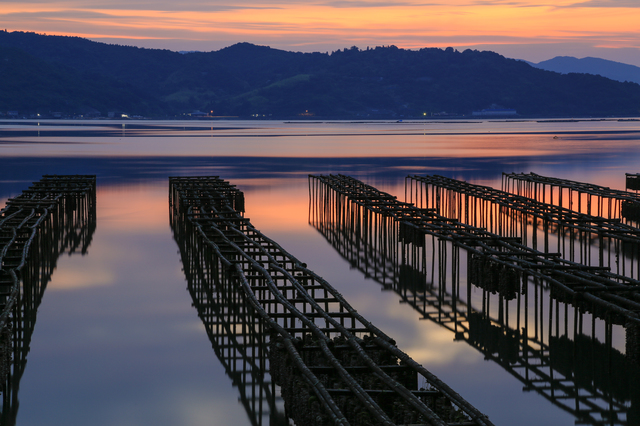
[1,119,640,426]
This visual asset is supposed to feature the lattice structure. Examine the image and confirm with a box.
[0,175,96,422]
[310,175,640,345]
[173,205,288,426]
[309,180,635,425]
[407,174,640,280]
[502,172,640,223]
[170,176,494,426]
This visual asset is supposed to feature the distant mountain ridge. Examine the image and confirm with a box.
[530,56,640,85]
[1,31,640,118]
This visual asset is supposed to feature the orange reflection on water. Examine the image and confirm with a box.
[48,260,115,291]
[97,183,168,233]
[49,183,171,291]
[2,120,640,161]
[0,133,573,158]
[236,177,310,233]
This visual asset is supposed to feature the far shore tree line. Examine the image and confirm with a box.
[1,31,640,119]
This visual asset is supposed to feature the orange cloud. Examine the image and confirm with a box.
[1,0,639,63]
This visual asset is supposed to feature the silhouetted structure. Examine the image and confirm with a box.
[309,176,639,425]
[503,172,640,224]
[310,174,640,359]
[169,176,494,426]
[0,175,96,424]
[627,174,640,192]
[407,174,640,280]
[172,199,288,426]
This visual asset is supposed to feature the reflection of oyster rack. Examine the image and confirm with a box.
[309,178,635,425]
[310,174,640,334]
[172,205,288,426]
[169,176,494,426]
[0,175,97,423]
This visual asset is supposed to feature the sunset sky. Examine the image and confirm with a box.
[2,0,640,66]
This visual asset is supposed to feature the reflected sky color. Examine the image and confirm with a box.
[2,1,640,65]
[2,119,640,426]
[2,119,640,160]
[15,182,250,426]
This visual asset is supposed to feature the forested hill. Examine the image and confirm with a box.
[1,30,640,118]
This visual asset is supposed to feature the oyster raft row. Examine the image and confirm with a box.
[169,175,493,426]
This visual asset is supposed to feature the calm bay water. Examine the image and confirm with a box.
[1,118,640,426]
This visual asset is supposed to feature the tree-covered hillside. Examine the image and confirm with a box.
[1,31,639,118]
[0,44,164,115]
